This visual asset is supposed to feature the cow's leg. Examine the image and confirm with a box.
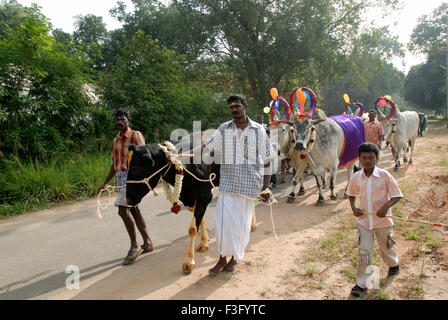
[408,136,417,164]
[287,163,306,203]
[182,217,197,274]
[251,209,257,232]
[287,169,300,203]
[403,142,408,163]
[315,175,324,206]
[394,144,402,171]
[196,217,209,252]
[344,162,355,199]
[296,161,307,196]
[321,171,327,190]
[329,163,338,200]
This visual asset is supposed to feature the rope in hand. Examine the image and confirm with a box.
[96,185,125,219]
[95,162,171,219]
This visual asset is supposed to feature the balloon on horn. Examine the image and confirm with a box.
[296,88,306,114]
[343,94,350,104]
[263,107,271,114]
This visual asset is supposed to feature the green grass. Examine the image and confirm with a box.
[439,159,448,167]
[0,152,112,217]
[376,289,390,300]
[305,262,317,277]
[341,268,356,281]
[404,228,420,241]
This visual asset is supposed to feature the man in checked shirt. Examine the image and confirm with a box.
[196,94,273,274]
[347,142,402,297]
[100,108,154,265]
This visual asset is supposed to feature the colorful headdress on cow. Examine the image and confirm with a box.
[355,103,364,117]
[374,96,396,120]
[289,87,317,119]
[267,87,292,126]
[342,94,364,117]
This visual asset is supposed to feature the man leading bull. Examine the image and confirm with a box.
[193,94,273,274]
[99,108,154,265]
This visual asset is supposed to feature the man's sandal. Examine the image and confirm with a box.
[122,249,141,265]
[140,245,154,254]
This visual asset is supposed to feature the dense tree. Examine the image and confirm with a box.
[100,30,228,141]
[320,27,405,114]
[405,3,447,116]
[72,14,109,73]
[0,2,95,159]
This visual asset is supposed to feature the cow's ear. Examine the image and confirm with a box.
[129,144,136,152]
[312,119,325,125]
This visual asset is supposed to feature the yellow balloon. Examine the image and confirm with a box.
[270,88,278,100]
[343,94,350,104]
[263,107,271,114]
[384,95,392,100]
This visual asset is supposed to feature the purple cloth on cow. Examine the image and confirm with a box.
[329,114,366,168]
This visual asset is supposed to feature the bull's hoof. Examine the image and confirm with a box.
[251,225,257,232]
[344,193,348,199]
[316,199,324,207]
[409,160,413,165]
[330,194,337,200]
[394,166,399,172]
[403,158,408,163]
[182,261,196,274]
[298,188,305,196]
[196,243,209,252]
[287,195,296,203]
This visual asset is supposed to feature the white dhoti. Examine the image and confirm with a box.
[213,194,255,261]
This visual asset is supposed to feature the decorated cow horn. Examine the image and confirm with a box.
[289,86,318,119]
[269,88,292,127]
[355,103,364,117]
[374,97,396,119]
[386,98,396,118]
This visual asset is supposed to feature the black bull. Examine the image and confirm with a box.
[125,141,220,274]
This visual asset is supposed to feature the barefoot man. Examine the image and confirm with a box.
[194,94,273,274]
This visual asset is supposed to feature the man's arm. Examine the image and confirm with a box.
[99,164,116,192]
[376,197,402,217]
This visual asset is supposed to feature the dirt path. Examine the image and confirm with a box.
[46,122,448,300]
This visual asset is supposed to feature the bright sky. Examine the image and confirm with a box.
[14,0,447,73]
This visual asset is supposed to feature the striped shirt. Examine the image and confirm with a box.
[112,128,145,171]
[204,117,273,198]
[347,166,403,230]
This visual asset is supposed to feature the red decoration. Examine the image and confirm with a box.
[171,202,181,214]
[300,154,306,159]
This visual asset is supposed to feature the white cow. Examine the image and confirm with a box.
[379,103,419,171]
[280,109,357,206]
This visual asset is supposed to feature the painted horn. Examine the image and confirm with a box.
[385,98,396,119]
[355,103,364,117]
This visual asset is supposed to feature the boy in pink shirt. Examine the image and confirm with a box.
[347,142,403,297]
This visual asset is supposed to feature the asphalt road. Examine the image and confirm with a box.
[0,185,216,300]
[0,169,312,300]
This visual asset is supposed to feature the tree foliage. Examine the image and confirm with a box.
[404,3,447,116]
